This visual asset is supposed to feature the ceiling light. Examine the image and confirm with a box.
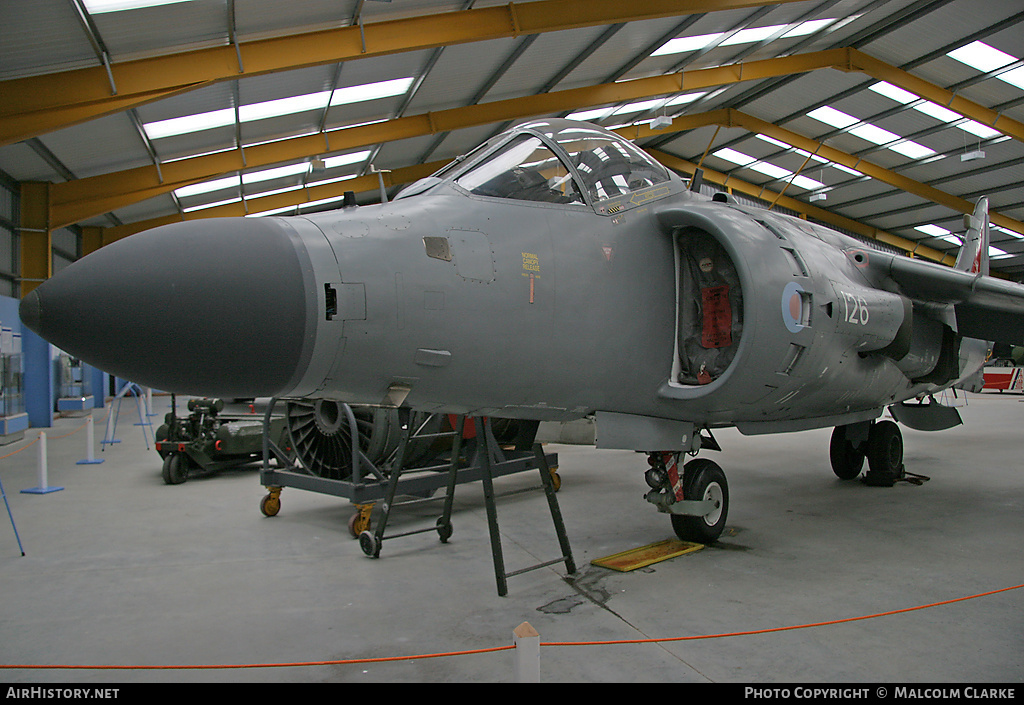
[961,149,986,162]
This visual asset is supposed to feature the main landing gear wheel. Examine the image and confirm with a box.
[864,420,905,486]
[829,426,866,480]
[671,458,729,544]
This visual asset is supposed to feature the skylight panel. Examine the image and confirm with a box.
[329,77,415,106]
[182,196,241,213]
[566,107,614,121]
[789,174,825,190]
[144,109,235,140]
[915,224,958,243]
[807,106,858,129]
[242,163,309,185]
[651,34,721,56]
[322,150,372,169]
[83,0,196,12]
[238,92,331,122]
[993,225,1024,240]
[665,92,706,106]
[782,18,841,37]
[886,140,935,159]
[869,82,1003,139]
[808,106,933,158]
[948,41,1024,91]
[174,175,240,199]
[714,148,825,191]
[721,25,787,46]
[144,78,413,140]
[613,99,667,115]
[712,148,756,166]
[175,162,309,199]
[868,81,918,104]
[948,41,1015,73]
[749,161,791,179]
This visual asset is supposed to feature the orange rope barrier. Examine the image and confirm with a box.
[0,583,1019,671]
[0,407,112,462]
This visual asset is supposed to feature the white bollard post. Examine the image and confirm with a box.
[76,415,104,465]
[21,431,63,494]
[513,621,540,683]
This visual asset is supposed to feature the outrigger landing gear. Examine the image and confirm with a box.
[644,451,729,544]
[830,419,906,486]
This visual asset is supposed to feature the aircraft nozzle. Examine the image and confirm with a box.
[21,217,321,398]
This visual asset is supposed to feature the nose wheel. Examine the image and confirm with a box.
[645,453,729,544]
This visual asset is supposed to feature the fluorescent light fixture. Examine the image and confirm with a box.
[961,149,986,162]
[144,77,413,140]
[83,0,195,12]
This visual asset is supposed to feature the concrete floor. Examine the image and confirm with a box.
[0,392,1021,683]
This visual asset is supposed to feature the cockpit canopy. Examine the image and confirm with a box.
[422,119,676,210]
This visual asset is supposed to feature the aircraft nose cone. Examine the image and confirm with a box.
[22,217,318,398]
[18,289,40,333]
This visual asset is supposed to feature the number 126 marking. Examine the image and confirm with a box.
[841,291,869,325]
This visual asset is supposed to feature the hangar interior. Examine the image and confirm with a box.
[0,0,1022,683]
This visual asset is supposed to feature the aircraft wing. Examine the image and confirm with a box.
[871,253,1024,344]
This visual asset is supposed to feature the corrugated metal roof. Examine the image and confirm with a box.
[0,0,1022,273]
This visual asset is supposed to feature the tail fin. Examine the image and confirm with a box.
[955,196,989,275]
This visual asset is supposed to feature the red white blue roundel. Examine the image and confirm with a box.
[782,282,806,333]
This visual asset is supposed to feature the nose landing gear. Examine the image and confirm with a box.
[644,452,729,544]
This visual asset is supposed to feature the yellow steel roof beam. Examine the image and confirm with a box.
[0,0,806,147]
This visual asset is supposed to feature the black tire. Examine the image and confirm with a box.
[866,420,904,485]
[670,459,729,544]
[830,426,866,480]
[162,453,187,485]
